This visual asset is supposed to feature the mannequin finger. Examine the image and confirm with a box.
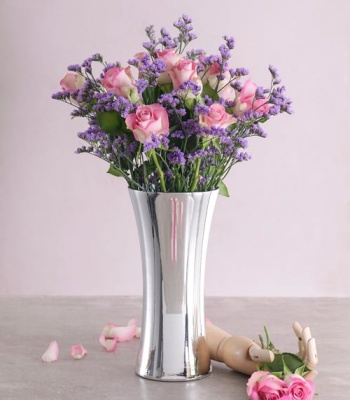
[248,343,274,363]
[303,369,318,380]
[301,327,311,360]
[293,321,304,356]
[306,337,318,368]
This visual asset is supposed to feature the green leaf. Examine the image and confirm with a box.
[201,82,219,101]
[97,111,124,135]
[282,356,293,376]
[218,181,229,197]
[107,165,123,177]
[294,364,306,376]
[185,98,197,111]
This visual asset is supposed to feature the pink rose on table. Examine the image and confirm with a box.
[247,371,287,400]
[199,103,237,129]
[285,374,315,400]
[60,73,85,93]
[234,79,269,115]
[102,66,139,101]
[168,59,202,97]
[125,104,169,143]
[156,48,182,84]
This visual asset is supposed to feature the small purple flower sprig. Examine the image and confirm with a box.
[52,14,292,195]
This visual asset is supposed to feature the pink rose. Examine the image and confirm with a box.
[156,48,182,84]
[201,63,236,100]
[60,73,85,93]
[247,371,288,400]
[125,104,169,144]
[102,66,139,102]
[285,374,315,400]
[168,59,202,97]
[199,103,237,129]
[234,79,269,115]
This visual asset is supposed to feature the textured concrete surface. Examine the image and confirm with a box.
[0,297,349,399]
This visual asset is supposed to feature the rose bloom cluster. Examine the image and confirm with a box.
[247,371,315,400]
[53,14,292,194]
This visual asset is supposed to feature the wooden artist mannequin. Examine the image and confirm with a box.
[206,320,318,379]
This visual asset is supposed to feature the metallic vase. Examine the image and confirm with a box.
[129,189,218,381]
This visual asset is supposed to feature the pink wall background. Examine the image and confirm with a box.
[1,0,349,296]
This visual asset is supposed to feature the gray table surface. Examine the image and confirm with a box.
[0,297,349,399]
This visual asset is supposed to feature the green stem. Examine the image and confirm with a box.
[190,158,202,192]
[151,150,166,192]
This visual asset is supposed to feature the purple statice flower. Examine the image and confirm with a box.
[143,135,162,152]
[230,67,249,77]
[255,86,266,100]
[164,169,174,181]
[158,93,180,109]
[187,149,205,162]
[183,118,202,138]
[113,96,135,117]
[93,91,115,112]
[178,80,202,96]
[219,44,231,60]
[269,86,293,114]
[143,41,157,54]
[209,126,228,137]
[159,27,177,49]
[186,48,205,60]
[136,78,148,97]
[236,151,251,162]
[75,145,93,154]
[170,130,185,139]
[67,64,82,73]
[250,123,267,138]
[223,35,235,50]
[194,103,210,116]
[167,147,186,165]
[145,25,157,44]
[70,106,90,118]
[81,53,103,74]
[268,65,281,84]
[219,136,234,155]
[51,90,70,100]
[75,79,95,104]
[78,124,107,142]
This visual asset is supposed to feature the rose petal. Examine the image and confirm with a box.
[134,327,142,339]
[41,340,59,362]
[109,325,137,342]
[127,318,137,327]
[101,322,117,337]
[99,334,118,352]
[70,344,88,360]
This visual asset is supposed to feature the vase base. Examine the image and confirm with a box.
[136,368,212,382]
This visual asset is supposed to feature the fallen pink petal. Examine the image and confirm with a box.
[70,344,88,359]
[41,340,59,362]
[99,334,118,352]
[134,327,141,339]
[111,325,137,342]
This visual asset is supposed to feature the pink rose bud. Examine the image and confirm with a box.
[168,59,203,97]
[102,66,139,102]
[60,73,85,93]
[125,104,169,144]
[156,48,182,84]
[199,103,237,129]
[234,79,269,115]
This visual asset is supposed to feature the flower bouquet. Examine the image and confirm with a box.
[52,14,291,196]
[52,15,293,381]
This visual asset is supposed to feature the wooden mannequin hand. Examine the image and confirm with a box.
[205,320,318,379]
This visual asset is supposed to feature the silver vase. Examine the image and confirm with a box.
[129,189,218,381]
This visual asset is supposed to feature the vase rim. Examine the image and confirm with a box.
[128,188,219,195]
